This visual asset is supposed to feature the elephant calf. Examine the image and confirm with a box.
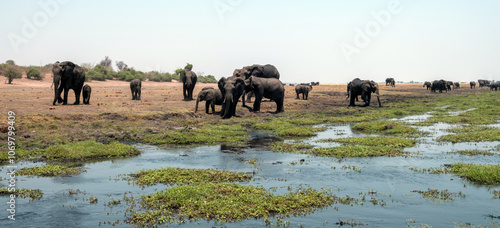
[82,84,91,105]
[195,87,223,114]
[295,84,312,100]
[130,79,142,100]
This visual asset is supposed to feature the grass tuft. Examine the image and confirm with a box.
[43,141,140,162]
[18,165,83,177]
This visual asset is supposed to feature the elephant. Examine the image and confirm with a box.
[488,81,500,91]
[311,82,320,86]
[130,79,141,100]
[431,80,447,93]
[195,87,223,114]
[82,84,91,105]
[244,76,285,113]
[236,64,280,105]
[347,78,381,107]
[385,78,395,87]
[470,81,476,89]
[453,82,460,89]
[218,76,246,119]
[423,81,431,90]
[295,84,312,100]
[52,61,86,105]
[478,79,490,88]
[181,70,197,101]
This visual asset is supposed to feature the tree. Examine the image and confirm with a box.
[86,65,110,81]
[184,63,193,71]
[116,61,128,71]
[26,67,43,80]
[80,63,95,71]
[4,65,22,84]
[99,56,113,71]
[5,60,15,65]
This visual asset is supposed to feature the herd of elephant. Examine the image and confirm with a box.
[422,79,500,93]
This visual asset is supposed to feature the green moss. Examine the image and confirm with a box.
[143,125,248,145]
[331,136,416,148]
[352,120,419,136]
[18,165,83,177]
[0,188,43,201]
[43,141,140,162]
[271,142,314,153]
[127,183,334,226]
[437,130,500,143]
[128,167,253,187]
[308,145,407,158]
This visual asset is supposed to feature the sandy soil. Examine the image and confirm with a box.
[0,76,481,117]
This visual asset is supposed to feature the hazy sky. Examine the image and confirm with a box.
[1,0,499,83]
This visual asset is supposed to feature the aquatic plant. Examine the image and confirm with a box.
[307,145,408,158]
[43,141,140,162]
[447,150,495,156]
[412,189,465,203]
[143,125,248,145]
[331,136,416,148]
[410,164,500,185]
[271,142,314,153]
[351,120,419,136]
[18,165,83,177]
[0,188,43,201]
[437,129,500,143]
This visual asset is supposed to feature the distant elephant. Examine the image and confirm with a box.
[295,84,312,100]
[218,76,246,119]
[453,82,460,89]
[446,81,453,91]
[488,81,500,91]
[478,79,490,88]
[130,79,141,100]
[470,81,476,89]
[245,76,284,113]
[82,84,91,105]
[423,81,431,90]
[348,78,381,107]
[431,80,447,93]
[52,61,86,105]
[311,82,320,86]
[181,70,197,101]
[385,78,395,87]
[195,87,223,114]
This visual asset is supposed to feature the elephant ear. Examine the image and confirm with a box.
[251,65,265,77]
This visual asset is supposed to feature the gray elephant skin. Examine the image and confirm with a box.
[181,70,197,101]
[52,61,86,105]
[130,79,141,100]
[431,80,447,93]
[234,64,280,105]
[348,78,381,107]
[295,84,312,100]
[446,81,454,91]
[82,84,91,105]
[488,81,500,91]
[478,79,490,88]
[423,81,431,90]
[195,87,223,114]
[470,81,476,89]
[245,76,285,113]
[218,76,246,119]
[453,82,460,89]
[385,78,395,87]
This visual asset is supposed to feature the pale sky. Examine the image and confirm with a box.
[1,0,499,83]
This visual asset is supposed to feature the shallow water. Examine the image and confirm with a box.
[1,116,500,227]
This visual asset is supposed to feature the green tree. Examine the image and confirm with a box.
[4,65,22,84]
[26,67,43,80]
[184,63,193,71]
[86,65,110,81]
[5,60,15,65]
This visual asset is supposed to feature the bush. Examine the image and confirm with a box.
[86,65,111,81]
[198,75,217,83]
[147,71,173,82]
[26,67,43,80]
[3,65,22,84]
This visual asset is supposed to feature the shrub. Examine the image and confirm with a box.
[3,65,22,84]
[26,67,43,80]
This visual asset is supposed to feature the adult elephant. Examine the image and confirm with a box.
[295,84,312,100]
[478,79,490,88]
[237,64,280,105]
[245,76,284,113]
[195,87,223,114]
[446,81,454,91]
[488,81,500,91]
[453,82,460,89]
[431,80,447,93]
[470,81,476,89]
[130,79,141,100]
[52,61,86,105]
[347,78,381,107]
[181,70,197,101]
[82,84,91,105]
[423,81,432,90]
[385,78,395,87]
[218,76,246,119]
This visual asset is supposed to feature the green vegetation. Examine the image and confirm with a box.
[412,189,465,203]
[493,189,499,199]
[128,167,253,187]
[271,142,314,153]
[26,67,43,80]
[143,125,248,145]
[330,136,416,148]
[437,129,500,143]
[197,74,218,83]
[253,118,320,137]
[352,120,419,136]
[3,64,22,84]
[447,150,495,156]
[127,183,334,226]
[307,145,408,158]
[18,165,83,177]
[411,163,500,185]
[43,141,140,162]
[86,64,113,81]
[0,188,43,201]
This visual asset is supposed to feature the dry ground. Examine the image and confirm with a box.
[0,76,483,117]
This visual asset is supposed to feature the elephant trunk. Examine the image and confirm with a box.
[222,93,233,119]
[375,89,381,107]
[195,96,200,112]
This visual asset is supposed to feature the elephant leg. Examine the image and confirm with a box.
[62,88,69,105]
[210,100,216,114]
[305,92,308,100]
[253,95,263,113]
[182,85,187,100]
[349,94,356,106]
[275,97,284,113]
[205,101,210,114]
[246,91,253,103]
[296,92,299,99]
[137,88,141,100]
[73,88,82,105]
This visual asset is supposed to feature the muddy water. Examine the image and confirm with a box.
[1,115,500,227]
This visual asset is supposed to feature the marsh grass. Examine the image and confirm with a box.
[0,187,43,201]
[143,125,248,145]
[352,120,419,136]
[127,183,335,226]
[18,165,84,177]
[411,163,500,185]
[307,145,408,158]
[437,129,500,143]
[128,167,253,187]
[43,141,140,162]
[252,119,318,137]
[271,142,314,153]
[447,150,495,156]
[331,136,416,148]
[412,189,465,203]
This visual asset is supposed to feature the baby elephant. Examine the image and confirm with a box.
[295,84,313,100]
[82,84,91,105]
[195,87,223,114]
[130,79,141,100]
